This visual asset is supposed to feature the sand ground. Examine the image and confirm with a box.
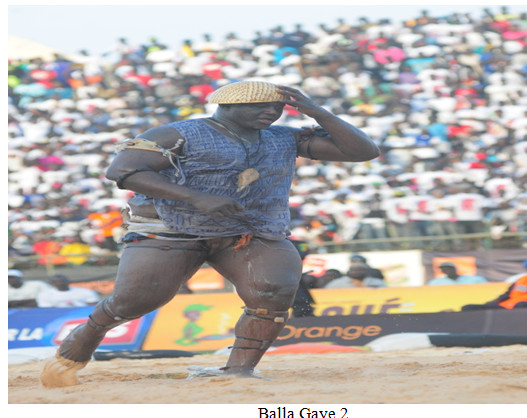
[7,345,527,405]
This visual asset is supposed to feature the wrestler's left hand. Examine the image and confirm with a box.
[276,85,325,119]
[188,192,244,217]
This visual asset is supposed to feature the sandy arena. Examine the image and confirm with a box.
[8,345,527,404]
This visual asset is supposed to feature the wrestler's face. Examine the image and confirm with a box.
[225,102,285,129]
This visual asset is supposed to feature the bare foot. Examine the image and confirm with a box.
[40,352,89,388]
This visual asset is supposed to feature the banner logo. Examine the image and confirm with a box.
[279,324,382,341]
[52,318,142,345]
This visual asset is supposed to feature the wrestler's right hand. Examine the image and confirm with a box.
[188,193,244,217]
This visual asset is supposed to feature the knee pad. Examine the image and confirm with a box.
[244,307,289,323]
[249,284,299,312]
[230,307,289,352]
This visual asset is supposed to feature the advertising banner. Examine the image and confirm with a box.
[8,283,513,352]
[423,249,527,282]
[141,293,240,352]
[140,282,510,352]
[309,282,509,316]
[276,310,527,347]
[8,307,157,350]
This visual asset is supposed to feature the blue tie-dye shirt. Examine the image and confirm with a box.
[153,119,298,240]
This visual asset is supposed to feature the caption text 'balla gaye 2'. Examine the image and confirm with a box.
[258,407,349,418]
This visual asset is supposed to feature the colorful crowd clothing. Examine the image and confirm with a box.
[497,274,527,309]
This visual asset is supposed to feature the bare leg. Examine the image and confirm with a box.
[208,238,302,375]
[40,240,207,388]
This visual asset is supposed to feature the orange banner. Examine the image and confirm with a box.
[142,282,509,352]
[142,293,241,352]
[309,282,508,316]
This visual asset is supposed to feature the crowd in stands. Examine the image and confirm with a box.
[8,269,100,308]
[8,6,527,267]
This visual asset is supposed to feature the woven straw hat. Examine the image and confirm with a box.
[207,81,286,104]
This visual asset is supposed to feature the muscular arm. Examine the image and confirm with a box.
[106,125,244,217]
[277,85,380,162]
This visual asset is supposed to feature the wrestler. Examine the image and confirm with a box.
[40,81,379,387]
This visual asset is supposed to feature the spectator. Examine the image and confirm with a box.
[32,230,68,266]
[58,234,92,265]
[86,205,123,251]
[290,239,316,317]
[8,269,51,308]
[347,262,386,288]
[428,261,488,285]
[36,274,99,308]
[301,69,341,101]
[317,268,348,288]
[403,191,434,247]
[427,187,461,250]
[461,263,527,310]
[348,253,385,279]
[325,263,386,288]
[354,192,389,249]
